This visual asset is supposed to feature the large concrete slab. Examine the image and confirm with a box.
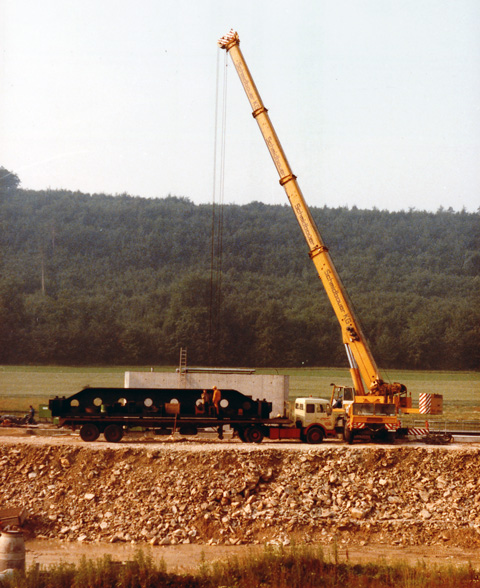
[124,371,289,417]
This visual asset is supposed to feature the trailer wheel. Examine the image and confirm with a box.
[245,425,264,444]
[344,424,354,445]
[306,426,324,444]
[179,424,198,436]
[104,424,124,443]
[80,423,100,442]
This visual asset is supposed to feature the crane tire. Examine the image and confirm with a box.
[80,423,100,442]
[344,424,354,445]
[386,431,396,444]
[306,426,324,444]
[104,424,124,443]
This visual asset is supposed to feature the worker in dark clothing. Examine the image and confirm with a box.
[201,389,213,414]
[28,405,35,424]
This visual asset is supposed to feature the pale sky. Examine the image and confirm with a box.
[1,0,479,212]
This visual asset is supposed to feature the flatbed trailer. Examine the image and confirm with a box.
[59,414,293,443]
[49,388,340,444]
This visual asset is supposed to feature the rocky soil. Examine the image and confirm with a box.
[1,437,480,550]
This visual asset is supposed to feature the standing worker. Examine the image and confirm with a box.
[201,389,213,414]
[212,386,221,415]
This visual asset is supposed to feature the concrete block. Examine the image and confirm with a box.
[125,371,289,417]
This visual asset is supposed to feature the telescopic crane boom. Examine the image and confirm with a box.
[218,30,404,399]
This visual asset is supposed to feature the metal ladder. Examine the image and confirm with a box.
[179,348,187,382]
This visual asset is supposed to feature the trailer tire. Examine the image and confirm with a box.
[245,425,264,444]
[306,426,324,444]
[104,424,124,443]
[80,423,100,442]
[179,424,198,436]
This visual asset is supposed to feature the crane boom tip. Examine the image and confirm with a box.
[218,29,239,49]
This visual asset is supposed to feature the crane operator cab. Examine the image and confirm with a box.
[330,384,355,411]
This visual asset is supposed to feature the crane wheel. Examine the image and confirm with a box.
[386,432,396,444]
[306,426,324,444]
[344,424,354,445]
[104,424,124,443]
[80,423,100,442]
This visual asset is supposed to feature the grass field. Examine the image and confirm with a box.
[5,545,480,588]
[0,365,479,419]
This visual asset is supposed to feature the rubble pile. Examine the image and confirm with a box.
[1,444,480,548]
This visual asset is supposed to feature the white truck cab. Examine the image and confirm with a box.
[293,397,337,443]
[295,397,331,424]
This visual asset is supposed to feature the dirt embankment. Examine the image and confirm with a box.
[1,435,480,554]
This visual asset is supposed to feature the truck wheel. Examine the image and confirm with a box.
[236,427,247,442]
[373,429,395,444]
[306,426,324,444]
[80,423,100,442]
[104,424,124,443]
[344,424,354,445]
[386,431,396,444]
[245,425,264,444]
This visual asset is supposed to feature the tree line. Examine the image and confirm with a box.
[0,167,479,370]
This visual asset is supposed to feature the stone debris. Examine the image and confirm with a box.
[1,444,480,548]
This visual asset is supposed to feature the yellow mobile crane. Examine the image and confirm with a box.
[218,30,420,442]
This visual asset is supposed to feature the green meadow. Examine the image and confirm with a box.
[0,366,478,420]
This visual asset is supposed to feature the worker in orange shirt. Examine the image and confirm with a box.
[212,386,221,416]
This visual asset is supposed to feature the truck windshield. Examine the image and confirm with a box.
[353,403,375,415]
[375,403,396,416]
[352,403,396,416]
[344,388,354,401]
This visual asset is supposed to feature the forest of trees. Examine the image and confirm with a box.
[0,166,479,370]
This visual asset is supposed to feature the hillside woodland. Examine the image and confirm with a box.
[0,167,479,369]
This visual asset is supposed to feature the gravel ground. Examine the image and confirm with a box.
[2,428,480,571]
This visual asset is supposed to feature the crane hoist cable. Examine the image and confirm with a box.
[208,49,228,362]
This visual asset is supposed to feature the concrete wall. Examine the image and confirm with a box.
[124,371,289,417]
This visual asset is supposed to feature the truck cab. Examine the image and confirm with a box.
[345,396,398,444]
[293,397,337,443]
